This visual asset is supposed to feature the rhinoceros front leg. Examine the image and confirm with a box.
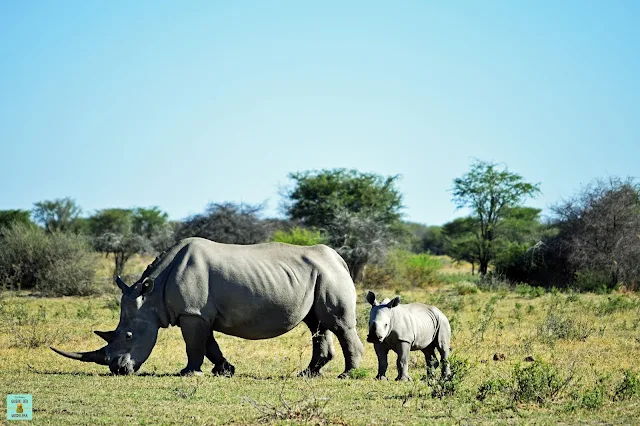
[395,341,411,381]
[179,315,208,376]
[206,333,235,377]
[374,343,390,380]
[299,316,335,377]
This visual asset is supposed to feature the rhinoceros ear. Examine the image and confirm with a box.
[141,277,154,297]
[366,291,377,306]
[115,276,129,293]
[388,296,401,308]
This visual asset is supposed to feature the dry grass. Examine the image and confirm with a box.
[1,283,639,425]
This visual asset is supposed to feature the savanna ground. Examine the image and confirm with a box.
[1,256,640,425]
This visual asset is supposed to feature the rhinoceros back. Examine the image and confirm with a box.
[160,238,343,339]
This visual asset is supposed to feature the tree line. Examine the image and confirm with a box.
[1,161,639,293]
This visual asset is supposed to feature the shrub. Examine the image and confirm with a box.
[613,370,640,401]
[270,227,327,246]
[511,360,573,404]
[427,354,470,398]
[362,250,442,289]
[404,253,442,287]
[581,377,607,410]
[515,283,546,298]
[537,309,593,344]
[597,295,639,315]
[476,377,509,402]
[455,282,479,295]
[0,223,97,296]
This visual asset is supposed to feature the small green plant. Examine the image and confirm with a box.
[581,374,609,410]
[427,354,470,398]
[104,297,121,312]
[76,303,95,319]
[347,367,369,379]
[476,377,508,402]
[515,283,545,298]
[613,370,640,401]
[473,296,498,343]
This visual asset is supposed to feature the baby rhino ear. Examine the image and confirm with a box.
[366,291,378,306]
[388,296,401,308]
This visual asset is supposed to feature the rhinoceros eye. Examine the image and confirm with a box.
[126,332,133,340]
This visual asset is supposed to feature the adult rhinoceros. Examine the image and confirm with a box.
[51,237,364,378]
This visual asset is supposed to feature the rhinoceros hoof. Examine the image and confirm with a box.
[395,376,411,382]
[298,369,322,378]
[212,362,235,377]
[179,369,203,377]
[375,375,388,381]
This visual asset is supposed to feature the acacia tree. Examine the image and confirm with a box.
[89,207,170,282]
[0,209,34,229]
[325,208,401,282]
[452,160,540,276]
[175,202,270,244]
[32,197,82,233]
[551,177,640,290]
[284,169,405,282]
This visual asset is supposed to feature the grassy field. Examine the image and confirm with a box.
[1,270,640,425]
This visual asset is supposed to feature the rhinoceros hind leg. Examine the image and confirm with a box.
[179,315,208,375]
[335,327,364,379]
[206,333,235,377]
[422,343,439,380]
[299,314,335,377]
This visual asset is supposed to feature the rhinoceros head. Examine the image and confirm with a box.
[51,276,159,375]
[365,291,400,343]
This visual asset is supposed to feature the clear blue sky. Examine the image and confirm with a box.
[1,1,638,225]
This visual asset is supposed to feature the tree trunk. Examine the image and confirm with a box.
[471,262,475,275]
[479,259,489,276]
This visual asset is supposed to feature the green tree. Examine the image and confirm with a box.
[284,169,405,281]
[0,209,34,229]
[32,197,82,233]
[89,208,169,282]
[443,217,480,274]
[285,169,403,228]
[452,160,540,276]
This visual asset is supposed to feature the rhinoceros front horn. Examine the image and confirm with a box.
[50,346,109,365]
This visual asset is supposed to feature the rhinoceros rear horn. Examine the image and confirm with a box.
[94,330,117,343]
[50,346,109,365]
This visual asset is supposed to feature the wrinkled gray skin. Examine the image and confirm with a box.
[366,291,451,381]
[51,237,364,378]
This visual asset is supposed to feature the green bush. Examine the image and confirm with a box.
[270,227,327,246]
[515,283,546,298]
[363,250,442,289]
[427,354,470,398]
[455,282,479,295]
[537,309,593,345]
[0,223,97,296]
[511,360,573,404]
[613,370,640,401]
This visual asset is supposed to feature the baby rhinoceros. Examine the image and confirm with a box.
[366,291,451,381]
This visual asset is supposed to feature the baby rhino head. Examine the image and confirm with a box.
[365,291,400,343]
